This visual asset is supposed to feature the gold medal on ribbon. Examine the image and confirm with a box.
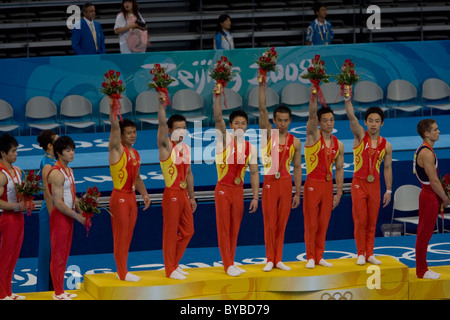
[234,177,241,185]
[180,181,187,189]
[326,173,331,181]
[275,172,281,179]
[367,175,374,183]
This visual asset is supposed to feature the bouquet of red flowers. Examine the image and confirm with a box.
[101,70,125,121]
[334,59,359,99]
[255,46,278,84]
[78,186,101,237]
[210,56,235,108]
[440,174,450,218]
[148,63,176,108]
[301,54,330,107]
[15,169,43,216]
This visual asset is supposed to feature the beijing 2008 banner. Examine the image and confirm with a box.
[1,40,449,128]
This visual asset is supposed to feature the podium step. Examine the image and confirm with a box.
[83,256,409,300]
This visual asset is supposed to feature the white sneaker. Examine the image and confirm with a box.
[263,262,274,272]
[276,262,291,271]
[226,266,241,277]
[117,272,140,282]
[305,259,315,269]
[63,292,77,299]
[177,266,189,275]
[53,293,72,300]
[367,255,382,265]
[319,259,333,267]
[356,255,366,265]
[233,265,246,273]
[422,270,440,279]
[170,270,186,280]
[10,293,26,300]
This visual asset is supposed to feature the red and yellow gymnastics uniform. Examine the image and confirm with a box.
[351,132,386,258]
[0,165,23,299]
[303,133,339,263]
[109,144,140,280]
[160,141,194,277]
[414,143,440,278]
[215,137,252,271]
[48,162,76,296]
[261,132,295,265]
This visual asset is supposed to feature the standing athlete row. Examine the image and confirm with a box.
[0,83,448,300]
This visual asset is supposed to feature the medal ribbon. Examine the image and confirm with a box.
[322,133,334,181]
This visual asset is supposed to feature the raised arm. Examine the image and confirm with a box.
[213,84,228,149]
[108,97,123,164]
[306,87,320,144]
[157,91,172,160]
[258,79,272,140]
[344,91,365,145]
[291,137,302,209]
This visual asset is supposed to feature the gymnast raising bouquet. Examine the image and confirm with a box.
[301,54,330,107]
[255,46,278,84]
[210,56,236,108]
[101,70,126,121]
[148,63,176,108]
[334,58,359,100]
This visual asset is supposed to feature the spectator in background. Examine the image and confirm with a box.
[306,2,334,46]
[114,0,149,53]
[71,2,106,55]
[214,14,234,50]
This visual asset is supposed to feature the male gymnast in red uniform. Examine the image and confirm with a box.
[108,98,151,282]
[303,87,344,269]
[414,119,450,279]
[344,88,392,265]
[157,91,196,280]
[213,84,259,277]
[258,77,302,272]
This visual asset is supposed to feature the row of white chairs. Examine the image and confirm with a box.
[0,78,448,135]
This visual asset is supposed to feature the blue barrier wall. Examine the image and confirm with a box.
[1,40,449,131]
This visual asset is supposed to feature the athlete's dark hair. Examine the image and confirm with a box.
[0,134,18,158]
[364,107,385,123]
[317,106,334,121]
[167,114,187,129]
[37,130,58,151]
[273,106,292,120]
[53,135,75,160]
[229,109,248,124]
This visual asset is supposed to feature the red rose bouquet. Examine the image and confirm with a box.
[334,59,359,99]
[15,169,43,216]
[210,56,236,108]
[148,63,176,108]
[101,70,125,121]
[255,46,278,84]
[78,186,101,237]
[440,174,450,218]
[301,54,330,107]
